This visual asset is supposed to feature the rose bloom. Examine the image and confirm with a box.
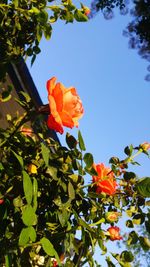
[92,163,117,195]
[107,226,122,241]
[84,7,91,16]
[105,211,120,223]
[140,142,150,151]
[47,77,84,134]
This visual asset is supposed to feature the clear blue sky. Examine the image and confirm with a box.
[27,4,150,265]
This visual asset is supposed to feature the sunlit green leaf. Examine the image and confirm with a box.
[68,181,75,200]
[74,9,88,22]
[41,237,61,265]
[22,205,37,226]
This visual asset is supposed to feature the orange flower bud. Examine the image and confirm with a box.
[83,7,91,16]
[27,164,37,174]
[0,199,4,204]
[140,142,150,151]
[20,126,33,137]
[47,77,84,134]
[92,163,117,195]
[107,226,122,241]
[105,212,120,223]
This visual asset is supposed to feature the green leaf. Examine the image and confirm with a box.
[85,166,97,176]
[33,177,38,212]
[12,150,24,168]
[40,237,61,265]
[22,171,33,205]
[136,177,150,197]
[46,166,58,180]
[74,9,88,22]
[106,256,116,267]
[126,220,134,228]
[83,153,94,168]
[58,210,70,227]
[124,145,133,156]
[19,226,36,246]
[78,130,86,151]
[31,54,36,66]
[41,142,50,167]
[66,132,77,149]
[139,236,150,251]
[68,182,75,200]
[22,205,37,226]
[20,91,31,103]
[123,172,136,181]
[127,231,138,245]
[36,25,43,43]
[44,24,52,40]
[19,228,30,246]
[78,218,94,233]
[121,251,134,262]
[28,226,36,242]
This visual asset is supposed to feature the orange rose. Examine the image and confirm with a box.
[83,7,91,16]
[107,226,122,241]
[47,77,84,134]
[140,142,150,151]
[92,163,117,195]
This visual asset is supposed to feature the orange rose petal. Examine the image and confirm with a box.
[96,180,116,195]
[47,77,57,94]
[60,111,74,128]
[52,83,63,112]
[47,115,64,134]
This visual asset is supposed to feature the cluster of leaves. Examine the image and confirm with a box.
[0,0,88,69]
[89,0,128,19]
[0,95,150,266]
[124,0,150,81]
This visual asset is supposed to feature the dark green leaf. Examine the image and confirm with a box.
[33,177,38,212]
[139,236,150,251]
[78,130,86,151]
[136,177,150,197]
[106,256,116,267]
[44,24,52,40]
[66,133,77,149]
[127,231,138,245]
[123,172,136,181]
[124,145,133,156]
[22,171,33,205]
[41,142,50,167]
[12,150,24,168]
[121,251,134,262]
[83,153,94,168]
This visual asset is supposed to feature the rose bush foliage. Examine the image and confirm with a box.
[0,82,150,267]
